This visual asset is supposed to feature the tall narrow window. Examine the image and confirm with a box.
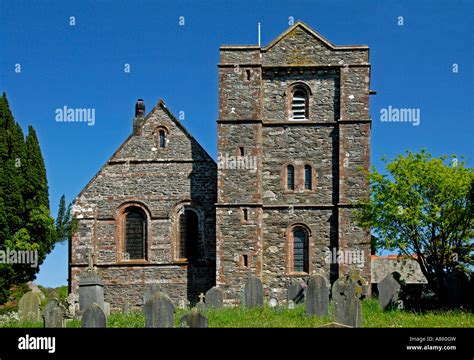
[291,89,308,120]
[242,254,249,268]
[239,146,245,156]
[304,165,312,190]
[293,227,309,273]
[179,209,199,261]
[245,69,251,81]
[242,208,248,221]
[159,130,166,148]
[287,165,295,191]
[125,208,146,260]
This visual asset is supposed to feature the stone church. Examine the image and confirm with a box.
[69,21,372,309]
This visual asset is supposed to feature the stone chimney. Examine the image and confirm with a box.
[133,99,145,135]
[135,98,145,117]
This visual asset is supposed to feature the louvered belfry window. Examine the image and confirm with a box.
[291,89,308,120]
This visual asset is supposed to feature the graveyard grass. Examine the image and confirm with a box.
[2,298,472,328]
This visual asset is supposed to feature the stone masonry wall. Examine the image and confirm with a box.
[70,101,217,308]
[216,22,372,304]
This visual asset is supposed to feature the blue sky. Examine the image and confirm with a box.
[1,0,472,287]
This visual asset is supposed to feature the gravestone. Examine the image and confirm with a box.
[378,272,402,310]
[178,299,189,309]
[143,284,161,305]
[18,291,41,322]
[205,287,223,309]
[43,300,66,328]
[345,270,369,300]
[78,271,104,312]
[103,302,111,316]
[65,293,79,317]
[305,274,329,316]
[180,308,208,328]
[144,291,175,328]
[268,298,279,308]
[244,275,263,308]
[82,303,106,328]
[196,293,206,311]
[332,272,368,328]
[27,282,45,300]
[288,300,295,309]
[287,281,305,304]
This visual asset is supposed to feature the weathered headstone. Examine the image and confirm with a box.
[332,272,368,328]
[287,281,305,304]
[244,275,263,308]
[288,300,295,309]
[27,281,45,300]
[82,303,106,328]
[205,287,223,309]
[18,291,41,322]
[65,293,79,317]
[144,291,175,328]
[378,272,402,310]
[143,284,161,305]
[178,299,188,309]
[196,292,206,311]
[78,271,104,312]
[180,308,208,328]
[103,302,111,316]
[345,270,369,300]
[268,298,279,308]
[43,300,66,328]
[305,274,329,316]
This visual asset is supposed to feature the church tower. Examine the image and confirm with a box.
[216,21,372,304]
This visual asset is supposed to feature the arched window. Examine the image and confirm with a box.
[125,208,146,260]
[287,165,295,190]
[293,227,309,273]
[153,127,168,150]
[159,130,166,148]
[291,88,308,120]
[304,165,312,190]
[179,209,199,261]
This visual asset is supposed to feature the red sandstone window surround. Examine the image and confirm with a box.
[152,126,169,150]
[285,223,312,275]
[286,82,312,121]
[115,202,151,263]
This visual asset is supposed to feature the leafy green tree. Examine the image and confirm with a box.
[356,150,473,305]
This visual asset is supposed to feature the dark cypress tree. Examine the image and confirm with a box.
[0,94,56,303]
[0,94,26,236]
[25,126,49,213]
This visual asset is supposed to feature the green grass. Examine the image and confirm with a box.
[2,299,473,328]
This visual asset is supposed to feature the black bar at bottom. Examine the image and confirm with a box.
[0,328,472,359]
